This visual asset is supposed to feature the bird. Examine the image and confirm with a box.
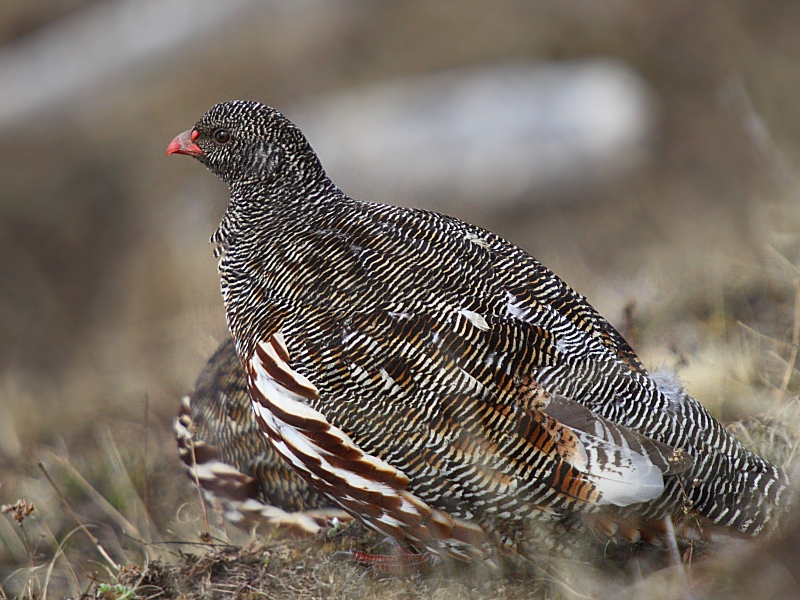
[174,336,349,536]
[167,100,791,560]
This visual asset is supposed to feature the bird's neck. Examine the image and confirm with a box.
[213,173,341,253]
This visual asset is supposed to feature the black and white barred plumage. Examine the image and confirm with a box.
[168,100,790,558]
[173,337,348,535]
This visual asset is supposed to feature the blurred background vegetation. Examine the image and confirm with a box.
[1,1,800,598]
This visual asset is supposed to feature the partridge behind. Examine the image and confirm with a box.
[168,101,791,558]
[174,337,348,535]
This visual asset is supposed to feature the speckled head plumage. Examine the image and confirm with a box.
[168,100,326,191]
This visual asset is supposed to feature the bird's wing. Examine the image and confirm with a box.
[243,302,691,552]
[228,201,692,546]
[346,204,648,374]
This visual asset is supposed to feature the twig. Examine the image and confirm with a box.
[143,394,150,521]
[131,552,151,596]
[42,527,83,600]
[95,424,154,545]
[663,515,694,600]
[77,576,95,600]
[37,448,141,546]
[188,430,212,541]
[777,279,800,398]
[39,520,81,598]
[765,245,800,279]
[737,320,790,347]
[122,531,233,548]
[37,462,119,571]
[727,74,799,189]
[663,515,681,568]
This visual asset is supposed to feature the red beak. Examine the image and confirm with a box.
[166,128,203,157]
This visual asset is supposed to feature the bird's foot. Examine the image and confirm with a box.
[331,548,441,577]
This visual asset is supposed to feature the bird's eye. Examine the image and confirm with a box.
[213,129,231,144]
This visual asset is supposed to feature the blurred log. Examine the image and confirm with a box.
[299,60,653,210]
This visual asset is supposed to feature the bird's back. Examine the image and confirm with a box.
[221,194,789,545]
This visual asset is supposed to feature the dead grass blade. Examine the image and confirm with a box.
[94,423,159,544]
[778,279,800,398]
[41,527,83,600]
[37,461,119,572]
[36,448,140,540]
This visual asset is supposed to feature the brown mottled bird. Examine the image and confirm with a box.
[174,337,349,535]
[167,101,790,559]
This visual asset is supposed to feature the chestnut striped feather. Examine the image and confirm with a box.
[173,338,349,535]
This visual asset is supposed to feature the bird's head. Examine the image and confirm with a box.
[167,100,325,192]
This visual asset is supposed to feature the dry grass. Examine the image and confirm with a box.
[2,2,800,599]
[3,97,800,600]
[1,275,799,599]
